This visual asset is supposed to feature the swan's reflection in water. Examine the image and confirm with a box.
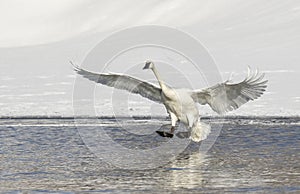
[161,150,265,191]
[166,152,206,189]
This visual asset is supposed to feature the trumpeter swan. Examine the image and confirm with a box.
[73,61,267,142]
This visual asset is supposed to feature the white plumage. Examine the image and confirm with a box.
[73,61,267,142]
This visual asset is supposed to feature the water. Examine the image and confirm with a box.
[0,117,299,193]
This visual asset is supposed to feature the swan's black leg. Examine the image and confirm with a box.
[170,126,175,134]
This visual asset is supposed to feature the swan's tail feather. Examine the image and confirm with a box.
[190,121,211,142]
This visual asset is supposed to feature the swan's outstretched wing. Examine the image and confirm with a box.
[191,69,267,114]
[73,65,162,103]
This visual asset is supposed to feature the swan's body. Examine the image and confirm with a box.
[160,88,209,141]
[74,61,267,142]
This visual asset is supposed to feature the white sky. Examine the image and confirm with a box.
[0,0,233,47]
[0,0,299,116]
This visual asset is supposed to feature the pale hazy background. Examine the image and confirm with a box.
[0,0,299,117]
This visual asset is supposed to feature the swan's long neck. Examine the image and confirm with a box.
[151,64,176,100]
[152,66,167,90]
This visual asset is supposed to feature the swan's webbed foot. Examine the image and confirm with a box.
[156,131,174,138]
[175,132,190,139]
[156,126,175,138]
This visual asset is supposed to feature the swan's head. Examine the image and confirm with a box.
[143,60,154,70]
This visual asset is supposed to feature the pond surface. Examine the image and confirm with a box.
[0,117,299,193]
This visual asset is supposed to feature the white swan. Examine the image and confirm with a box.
[73,61,267,142]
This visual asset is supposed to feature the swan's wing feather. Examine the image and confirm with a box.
[191,69,267,114]
[74,66,162,103]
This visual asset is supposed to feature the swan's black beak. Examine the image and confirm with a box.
[143,62,151,70]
